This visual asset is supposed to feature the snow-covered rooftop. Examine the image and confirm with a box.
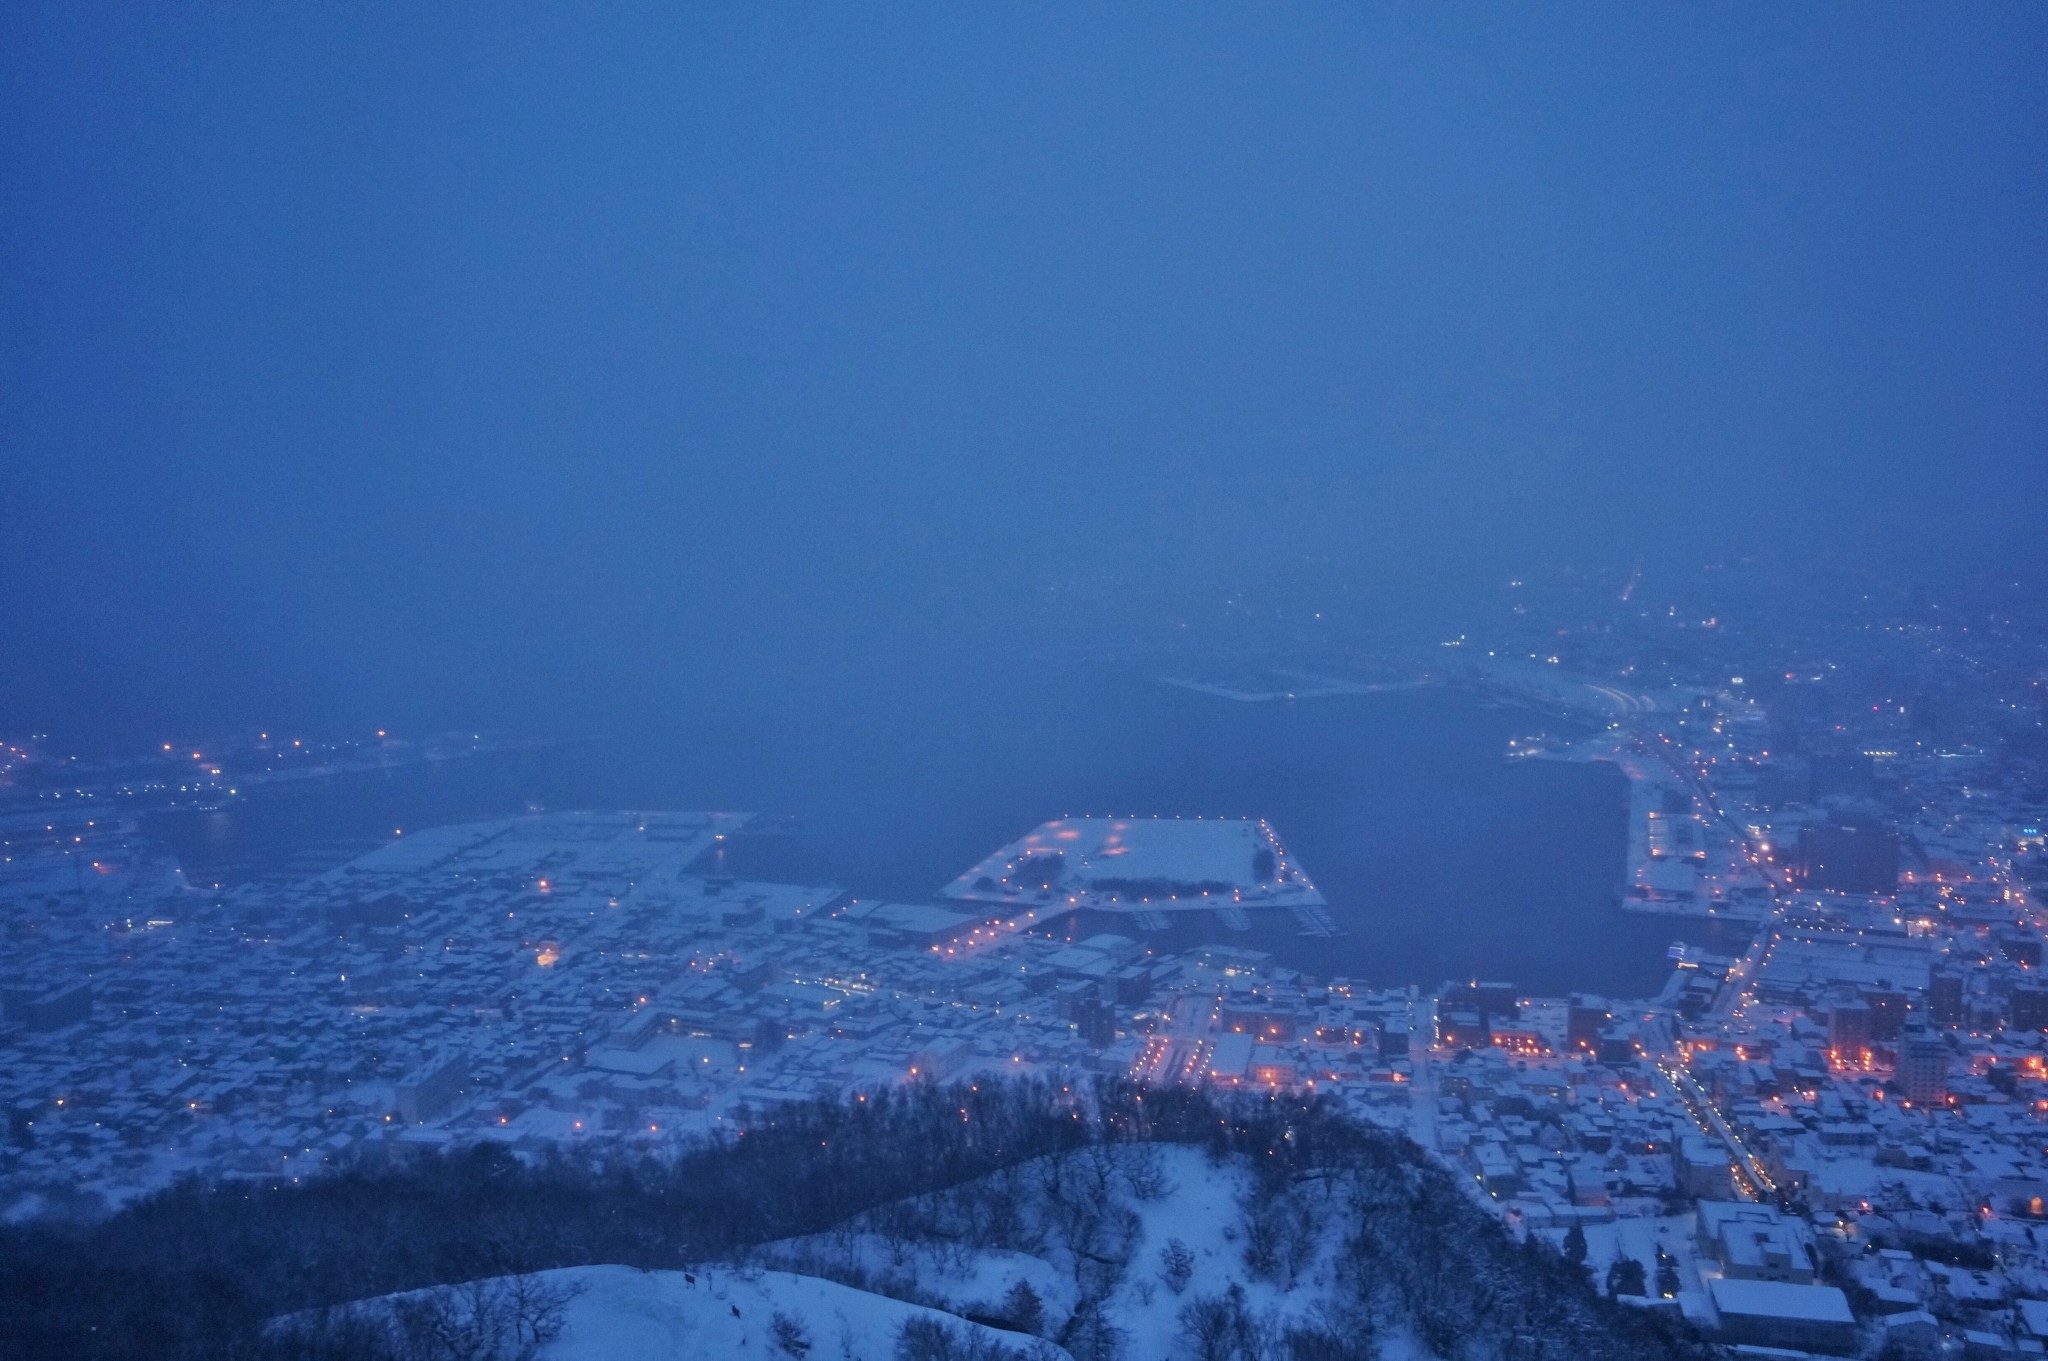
[938,816,1322,913]
[1707,1276,1854,1324]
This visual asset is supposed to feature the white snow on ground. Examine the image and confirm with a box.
[1096,1146,1435,1361]
[1544,1213,1706,1299]
[352,1263,1069,1360]
[754,1229,1082,1336]
[753,1143,1438,1360]
[1096,1145,1254,1343]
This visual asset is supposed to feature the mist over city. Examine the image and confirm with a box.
[3,7,2045,1360]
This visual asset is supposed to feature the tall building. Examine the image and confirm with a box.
[1827,998,1872,1066]
[395,1055,470,1124]
[1756,755,1813,810]
[1795,821,1898,895]
[1999,933,2043,967]
[1442,981,1519,1024]
[1927,971,1965,1026]
[2010,985,2048,1033]
[1436,1005,1490,1050]
[1377,1023,1410,1061]
[1863,988,1907,1042]
[1897,1025,1949,1106]
[1567,994,1611,1053]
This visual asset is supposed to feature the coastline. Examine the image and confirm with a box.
[1535,731,1771,927]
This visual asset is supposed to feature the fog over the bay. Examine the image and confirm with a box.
[4,6,2043,743]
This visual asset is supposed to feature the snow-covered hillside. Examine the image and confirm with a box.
[298,1145,1434,1360]
[527,1264,1063,1360]
[291,1263,1067,1360]
[234,1089,1707,1361]
[747,1142,1431,1361]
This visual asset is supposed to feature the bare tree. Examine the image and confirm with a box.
[1178,1293,1238,1361]
[502,1273,583,1359]
[1117,1144,1173,1201]
[1159,1237,1196,1295]
[390,1278,508,1361]
[894,1315,1027,1361]
[770,1309,813,1359]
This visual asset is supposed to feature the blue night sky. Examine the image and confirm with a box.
[4,5,2044,739]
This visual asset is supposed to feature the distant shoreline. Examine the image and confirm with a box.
[1158,672,1437,704]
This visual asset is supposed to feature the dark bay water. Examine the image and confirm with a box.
[153,666,1704,997]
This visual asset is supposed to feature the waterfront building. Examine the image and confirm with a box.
[1566,994,1610,1052]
